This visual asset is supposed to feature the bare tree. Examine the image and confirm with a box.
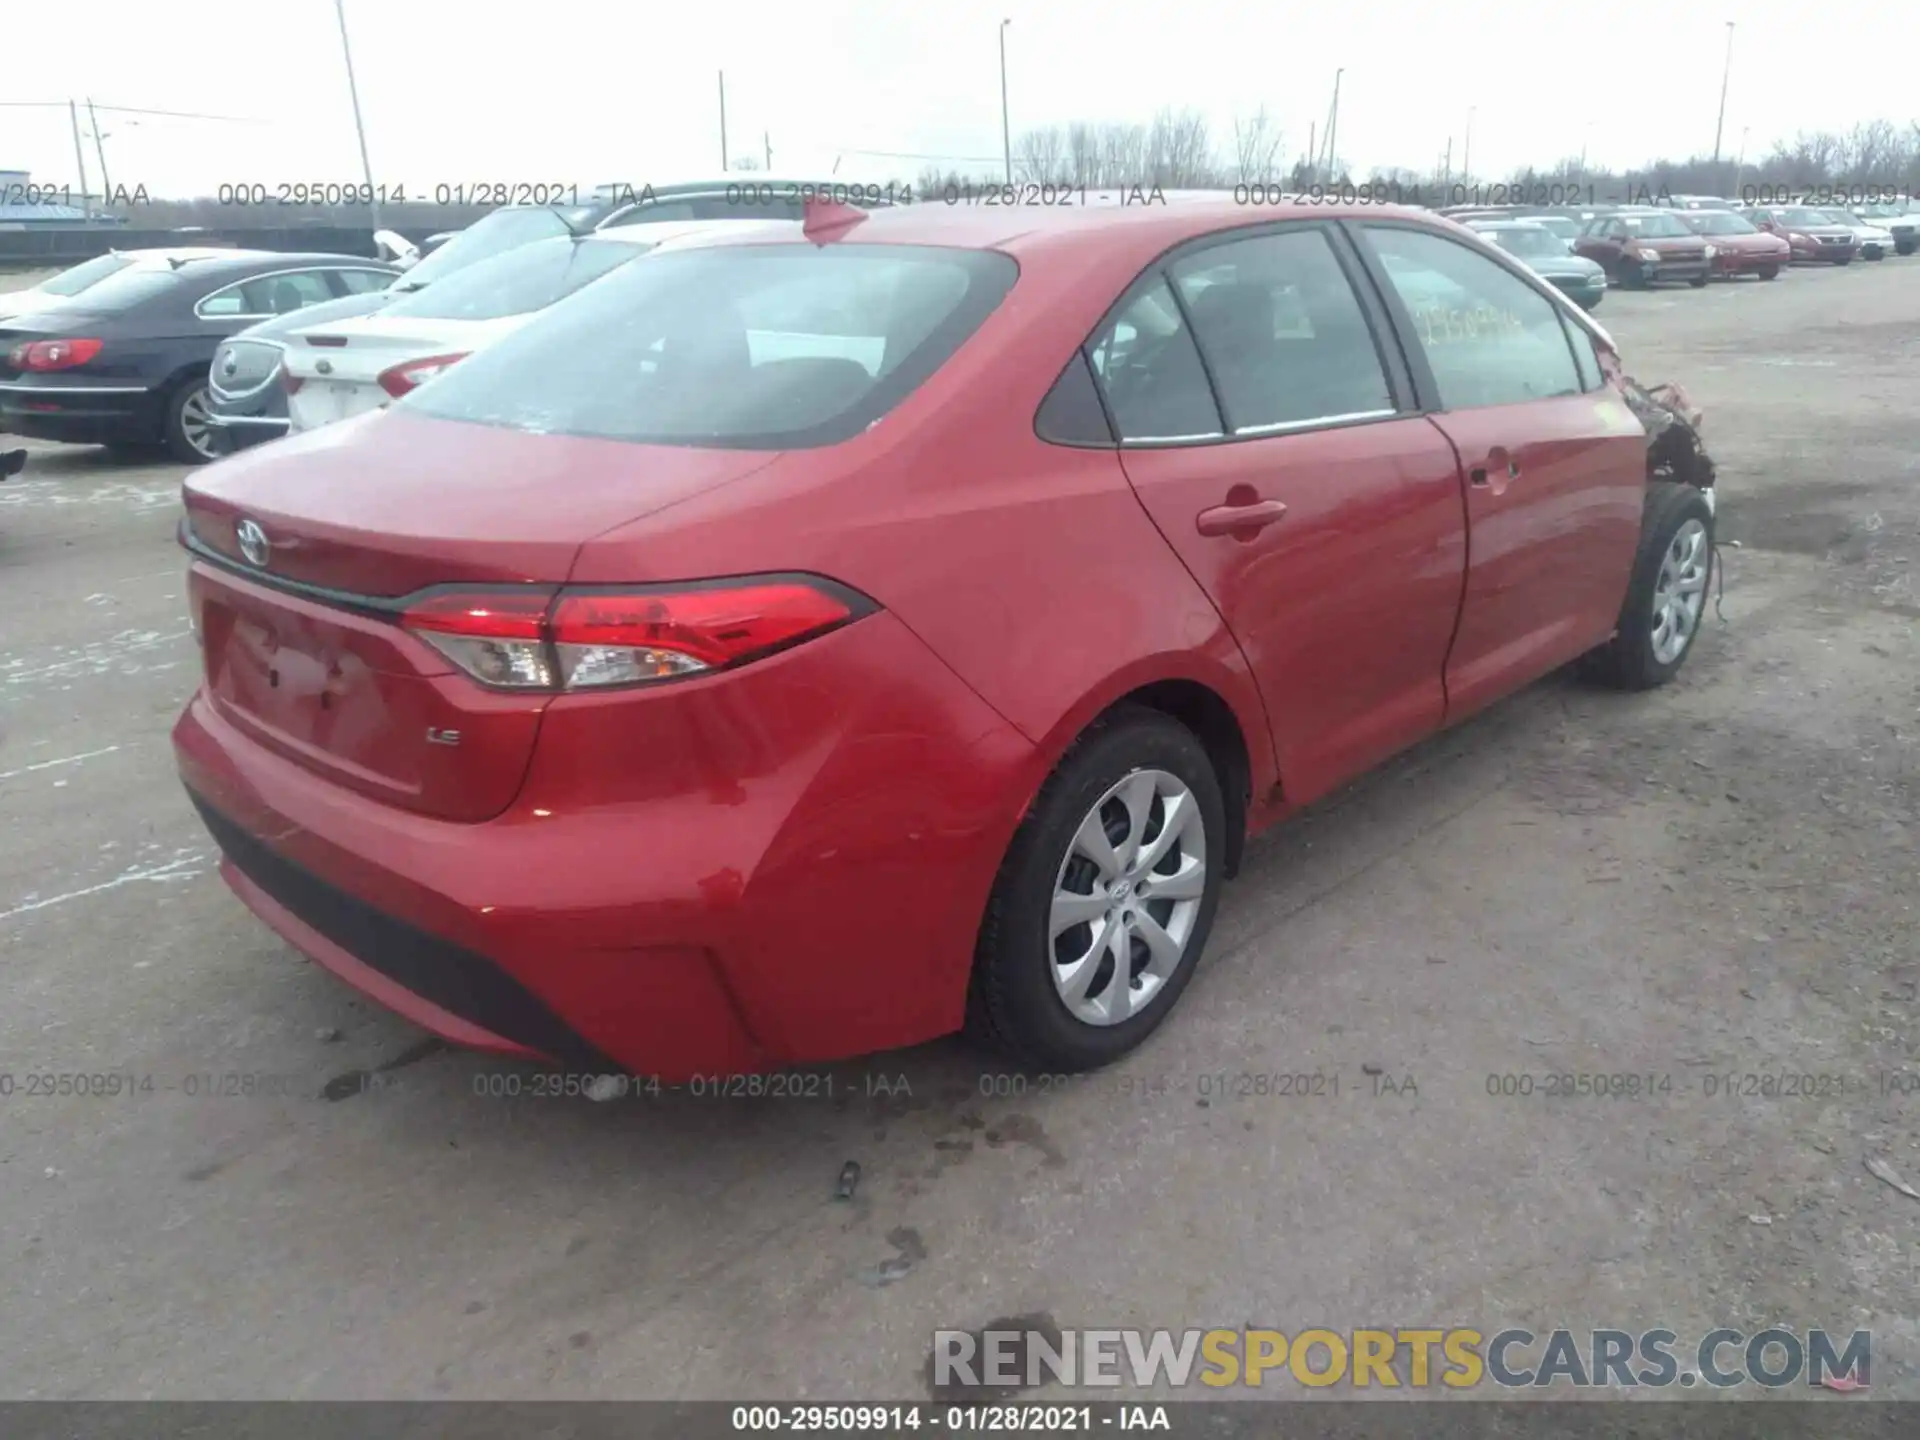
[1231,107,1285,184]
[1013,126,1070,183]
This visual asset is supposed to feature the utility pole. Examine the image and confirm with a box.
[1306,123,1315,186]
[333,0,384,231]
[1711,21,1734,164]
[68,100,93,220]
[86,98,112,205]
[764,132,772,171]
[998,19,1013,184]
[1442,136,1452,187]
[1323,68,1344,183]
[718,72,729,169]
[1462,107,1475,180]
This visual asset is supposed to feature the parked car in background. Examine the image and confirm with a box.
[1509,212,1583,245]
[1,251,398,463]
[0,247,243,324]
[1744,205,1858,265]
[1655,195,1736,212]
[1466,219,1607,308]
[1574,209,1712,287]
[1676,209,1790,280]
[1806,207,1894,260]
[1850,202,1917,255]
[281,221,767,434]
[173,199,1713,1083]
[207,205,617,453]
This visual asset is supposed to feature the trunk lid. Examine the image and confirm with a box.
[181,411,783,819]
[283,316,520,431]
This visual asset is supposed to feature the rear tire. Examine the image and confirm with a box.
[1582,483,1715,691]
[1834,256,1853,267]
[1688,275,1709,288]
[162,379,221,466]
[965,705,1225,1072]
[1758,264,1780,280]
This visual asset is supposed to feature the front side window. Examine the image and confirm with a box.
[381,237,644,322]
[1086,278,1221,442]
[405,243,1017,449]
[1166,229,1394,433]
[1363,226,1582,411]
[239,270,337,315]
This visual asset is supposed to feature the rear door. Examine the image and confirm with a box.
[1098,223,1470,806]
[1352,222,1645,721]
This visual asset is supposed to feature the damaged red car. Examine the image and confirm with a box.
[1574,209,1713,288]
[1678,209,1790,280]
[174,201,1718,1083]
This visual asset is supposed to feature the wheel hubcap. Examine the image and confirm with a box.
[1650,517,1709,665]
[180,387,218,458]
[1048,768,1207,1027]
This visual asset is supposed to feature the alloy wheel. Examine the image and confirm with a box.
[1048,768,1207,1026]
[1650,518,1709,665]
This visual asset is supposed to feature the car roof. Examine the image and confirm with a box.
[643,196,1484,266]
[1466,218,1548,229]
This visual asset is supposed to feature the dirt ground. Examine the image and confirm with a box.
[1,257,1916,1403]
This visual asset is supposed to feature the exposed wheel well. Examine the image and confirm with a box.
[1105,679,1252,878]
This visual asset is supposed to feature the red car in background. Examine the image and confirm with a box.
[1678,209,1791,279]
[1744,205,1858,264]
[173,201,1716,1083]
[1573,209,1713,287]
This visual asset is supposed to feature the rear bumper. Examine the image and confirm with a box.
[207,387,291,452]
[173,609,1040,1080]
[0,381,160,445]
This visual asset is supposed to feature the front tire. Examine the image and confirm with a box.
[1582,483,1714,691]
[162,379,221,466]
[966,705,1225,1072]
[1688,274,1709,288]
[1834,256,1853,267]
[1758,264,1780,280]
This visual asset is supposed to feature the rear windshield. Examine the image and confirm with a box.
[1478,225,1565,258]
[42,263,197,310]
[1682,211,1756,235]
[381,236,645,321]
[389,206,578,292]
[405,243,1018,449]
[40,253,137,296]
[1614,212,1689,237]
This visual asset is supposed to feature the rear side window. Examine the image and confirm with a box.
[382,237,644,321]
[201,270,335,317]
[1085,278,1221,442]
[1168,229,1394,433]
[405,243,1017,449]
[1362,226,1583,411]
[335,268,395,295]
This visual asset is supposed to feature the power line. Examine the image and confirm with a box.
[0,100,263,122]
[828,146,1006,163]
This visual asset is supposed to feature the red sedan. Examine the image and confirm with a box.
[1678,209,1791,279]
[173,200,1716,1081]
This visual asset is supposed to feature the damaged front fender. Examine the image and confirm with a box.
[1620,376,1718,494]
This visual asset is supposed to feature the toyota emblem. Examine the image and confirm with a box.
[236,518,270,568]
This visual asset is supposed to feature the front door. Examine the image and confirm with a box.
[1353,223,1647,722]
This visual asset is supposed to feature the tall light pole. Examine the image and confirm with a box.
[1462,106,1475,180]
[67,100,93,220]
[85,98,114,203]
[1711,21,1735,165]
[1322,68,1344,183]
[1732,124,1750,198]
[718,71,729,169]
[998,19,1012,184]
[332,0,384,231]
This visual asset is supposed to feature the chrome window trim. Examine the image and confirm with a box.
[193,265,383,322]
[0,381,151,394]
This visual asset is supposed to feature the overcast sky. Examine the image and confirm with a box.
[5,0,1917,198]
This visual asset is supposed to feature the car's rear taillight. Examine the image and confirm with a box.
[400,578,871,692]
[378,352,469,398]
[8,338,102,371]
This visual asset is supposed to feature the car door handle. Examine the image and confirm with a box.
[1469,447,1520,494]
[1196,495,1289,539]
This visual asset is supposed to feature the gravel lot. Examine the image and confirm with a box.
[2,258,1917,1402]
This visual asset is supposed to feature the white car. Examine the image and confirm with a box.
[281,220,763,433]
[1810,207,1895,260]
